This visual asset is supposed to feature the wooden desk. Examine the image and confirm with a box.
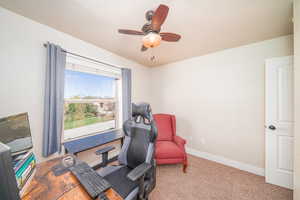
[21,157,123,200]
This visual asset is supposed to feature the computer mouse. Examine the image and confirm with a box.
[62,155,76,168]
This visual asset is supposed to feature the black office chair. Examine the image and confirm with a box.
[96,103,157,200]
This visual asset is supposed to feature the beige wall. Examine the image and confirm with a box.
[150,36,293,169]
[294,0,300,198]
[0,7,151,162]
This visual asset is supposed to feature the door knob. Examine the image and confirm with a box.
[269,125,276,130]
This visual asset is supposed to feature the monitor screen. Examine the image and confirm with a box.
[0,113,33,154]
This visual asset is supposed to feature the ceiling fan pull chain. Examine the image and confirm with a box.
[149,48,156,62]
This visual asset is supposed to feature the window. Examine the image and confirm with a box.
[63,55,122,141]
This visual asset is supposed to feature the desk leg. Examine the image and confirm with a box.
[92,156,118,170]
[121,137,124,146]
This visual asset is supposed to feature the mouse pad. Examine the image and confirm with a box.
[52,155,77,176]
[52,164,71,176]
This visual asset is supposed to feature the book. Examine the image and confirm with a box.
[14,153,36,189]
[15,153,35,177]
[16,160,36,188]
[15,160,35,189]
[19,168,36,198]
[13,149,33,171]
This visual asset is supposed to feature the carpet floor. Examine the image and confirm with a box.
[149,155,293,200]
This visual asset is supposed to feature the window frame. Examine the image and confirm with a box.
[62,55,123,142]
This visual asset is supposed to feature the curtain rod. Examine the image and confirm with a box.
[43,43,122,70]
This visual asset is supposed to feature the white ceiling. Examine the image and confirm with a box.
[0,0,293,67]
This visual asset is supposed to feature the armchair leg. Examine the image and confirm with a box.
[183,164,187,173]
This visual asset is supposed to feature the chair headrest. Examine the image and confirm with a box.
[124,102,157,143]
[132,102,152,122]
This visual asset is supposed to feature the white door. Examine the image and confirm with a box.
[265,56,294,189]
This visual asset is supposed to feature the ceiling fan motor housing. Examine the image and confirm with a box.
[146,10,154,21]
[142,24,161,34]
[142,23,152,33]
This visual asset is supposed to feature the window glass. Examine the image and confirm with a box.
[64,69,118,140]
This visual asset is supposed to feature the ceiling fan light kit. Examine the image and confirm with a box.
[118,4,181,52]
[142,32,161,48]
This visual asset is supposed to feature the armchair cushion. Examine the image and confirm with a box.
[153,114,176,141]
[156,141,184,159]
[174,135,186,145]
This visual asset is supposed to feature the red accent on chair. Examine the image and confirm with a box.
[153,114,188,172]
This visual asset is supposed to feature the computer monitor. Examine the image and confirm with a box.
[0,142,21,200]
[0,113,33,155]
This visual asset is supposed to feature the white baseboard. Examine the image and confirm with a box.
[186,147,265,177]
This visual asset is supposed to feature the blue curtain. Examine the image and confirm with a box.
[122,68,132,122]
[42,42,66,157]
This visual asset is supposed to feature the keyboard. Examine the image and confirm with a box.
[70,162,111,199]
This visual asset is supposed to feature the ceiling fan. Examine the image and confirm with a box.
[118,4,181,52]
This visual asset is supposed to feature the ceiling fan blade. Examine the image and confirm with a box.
[160,32,181,42]
[151,4,169,32]
[141,45,148,52]
[118,29,144,35]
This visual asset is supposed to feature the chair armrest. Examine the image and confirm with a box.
[95,146,116,168]
[127,163,152,182]
[174,135,186,145]
[95,146,115,155]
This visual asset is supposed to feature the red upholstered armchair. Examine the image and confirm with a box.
[153,114,188,172]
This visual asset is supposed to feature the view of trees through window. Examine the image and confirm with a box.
[64,69,117,139]
[64,101,115,130]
